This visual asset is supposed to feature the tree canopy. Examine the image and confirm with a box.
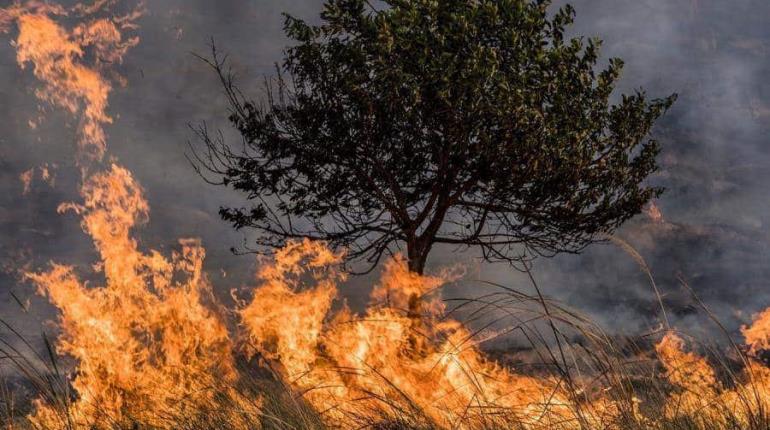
[191,0,676,274]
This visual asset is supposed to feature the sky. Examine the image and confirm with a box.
[2,0,770,342]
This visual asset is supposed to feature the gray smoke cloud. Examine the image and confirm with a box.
[2,0,770,342]
[528,0,770,334]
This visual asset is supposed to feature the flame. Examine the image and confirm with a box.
[19,168,34,195]
[655,332,719,421]
[19,163,57,195]
[5,2,261,427]
[742,307,770,355]
[644,201,664,224]
[654,326,770,427]
[0,0,141,162]
[25,165,259,428]
[240,241,593,428]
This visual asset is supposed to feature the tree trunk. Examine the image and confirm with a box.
[407,247,427,275]
[404,240,430,354]
[405,240,430,319]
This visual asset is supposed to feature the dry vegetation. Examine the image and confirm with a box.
[0,166,769,430]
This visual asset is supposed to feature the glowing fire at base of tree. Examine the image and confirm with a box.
[24,164,579,429]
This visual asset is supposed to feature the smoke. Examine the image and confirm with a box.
[525,0,770,334]
[2,0,770,340]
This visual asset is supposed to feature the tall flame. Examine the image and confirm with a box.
[4,1,261,427]
[25,165,259,428]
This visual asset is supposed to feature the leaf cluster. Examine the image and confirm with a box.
[191,0,676,273]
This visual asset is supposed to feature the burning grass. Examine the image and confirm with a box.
[2,164,770,429]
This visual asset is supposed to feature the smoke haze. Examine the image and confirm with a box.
[2,0,770,340]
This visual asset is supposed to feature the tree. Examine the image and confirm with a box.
[191,0,676,276]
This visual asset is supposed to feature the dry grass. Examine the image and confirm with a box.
[1,273,769,430]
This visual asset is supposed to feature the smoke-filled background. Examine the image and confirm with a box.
[2,0,769,340]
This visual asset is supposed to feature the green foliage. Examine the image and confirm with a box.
[193,0,676,273]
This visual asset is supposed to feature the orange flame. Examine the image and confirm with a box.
[19,163,56,195]
[655,328,770,427]
[644,201,664,224]
[655,332,719,421]
[5,2,262,427]
[25,165,259,428]
[742,307,770,355]
[19,168,34,195]
[240,241,588,428]
[0,0,141,162]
